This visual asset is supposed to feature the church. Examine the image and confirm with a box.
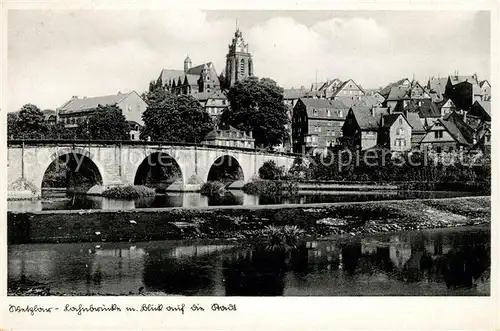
[158,27,253,102]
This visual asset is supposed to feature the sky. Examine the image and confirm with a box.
[7,10,490,111]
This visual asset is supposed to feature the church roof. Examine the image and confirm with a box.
[160,69,185,85]
[187,62,214,76]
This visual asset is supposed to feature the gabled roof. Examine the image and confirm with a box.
[310,82,325,91]
[387,86,410,101]
[448,75,478,86]
[476,100,491,117]
[331,79,365,98]
[350,106,379,130]
[469,100,491,120]
[479,80,490,88]
[379,78,411,96]
[406,112,425,132]
[58,92,134,114]
[417,99,441,118]
[380,113,403,128]
[437,118,473,146]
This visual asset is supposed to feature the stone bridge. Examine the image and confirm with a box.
[7,140,297,199]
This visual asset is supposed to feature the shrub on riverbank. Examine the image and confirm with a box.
[200,181,226,196]
[242,180,298,196]
[305,150,490,193]
[102,185,156,200]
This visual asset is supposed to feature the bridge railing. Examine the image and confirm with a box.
[7,139,303,158]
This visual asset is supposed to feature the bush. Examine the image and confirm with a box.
[102,185,156,199]
[258,160,285,180]
[242,180,298,199]
[200,181,226,196]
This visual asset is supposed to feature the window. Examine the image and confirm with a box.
[127,105,132,112]
[207,84,210,88]
[339,110,343,117]
[222,100,226,105]
[397,128,404,136]
[327,110,331,117]
[131,134,135,140]
[313,109,318,116]
[434,131,443,139]
[436,146,442,153]
[399,118,403,124]
[240,59,245,75]
[71,118,75,124]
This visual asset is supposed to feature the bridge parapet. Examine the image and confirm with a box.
[7,140,298,199]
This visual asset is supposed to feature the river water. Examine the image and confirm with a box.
[8,225,489,296]
[8,190,482,212]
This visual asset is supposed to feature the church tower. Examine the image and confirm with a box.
[225,27,253,88]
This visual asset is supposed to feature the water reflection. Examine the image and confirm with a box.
[8,189,483,212]
[8,226,490,296]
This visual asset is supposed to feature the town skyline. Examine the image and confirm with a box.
[7,10,490,111]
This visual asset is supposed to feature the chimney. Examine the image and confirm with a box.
[72,95,78,99]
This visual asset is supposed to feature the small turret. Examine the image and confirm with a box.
[184,55,192,73]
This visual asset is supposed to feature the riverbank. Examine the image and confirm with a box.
[8,196,490,244]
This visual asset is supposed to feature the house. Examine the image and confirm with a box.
[57,91,147,140]
[379,78,412,99]
[406,112,426,147]
[468,100,491,122]
[385,86,411,111]
[420,112,474,153]
[377,114,413,152]
[479,80,491,101]
[409,81,430,100]
[292,98,349,152]
[201,125,254,149]
[426,77,448,102]
[41,109,57,125]
[436,98,457,117]
[341,105,380,151]
[371,92,386,105]
[415,99,442,129]
[445,74,481,110]
[329,79,365,99]
[191,91,228,125]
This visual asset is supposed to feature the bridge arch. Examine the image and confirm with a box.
[206,154,246,183]
[133,152,184,191]
[39,149,105,195]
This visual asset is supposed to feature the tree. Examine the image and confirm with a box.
[259,160,285,180]
[14,104,48,139]
[7,112,20,139]
[76,105,130,140]
[142,77,169,106]
[223,77,289,147]
[141,93,214,142]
